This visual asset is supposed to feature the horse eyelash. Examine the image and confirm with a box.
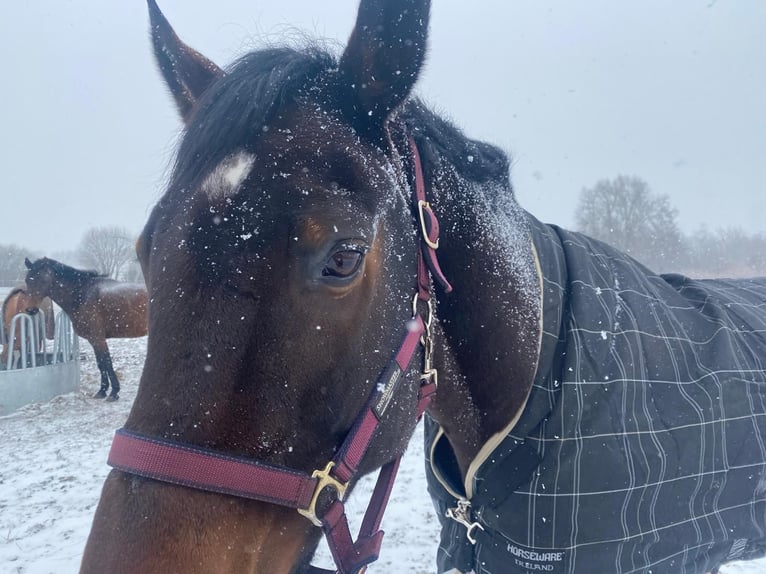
[336,243,369,254]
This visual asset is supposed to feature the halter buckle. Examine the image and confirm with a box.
[297,461,349,527]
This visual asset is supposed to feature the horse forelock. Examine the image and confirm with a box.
[170,46,337,198]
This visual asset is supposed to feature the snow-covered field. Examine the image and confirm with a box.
[0,337,442,573]
[1,336,765,573]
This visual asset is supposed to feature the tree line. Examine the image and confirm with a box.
[2,180,764,286]
[0,226,142,286]
[575,175,766,277]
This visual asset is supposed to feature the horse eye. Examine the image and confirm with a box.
[322,250,365,279]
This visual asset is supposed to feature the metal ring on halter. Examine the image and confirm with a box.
[421,367,438,389]
[417,200,440,250]
[411,293,434,330]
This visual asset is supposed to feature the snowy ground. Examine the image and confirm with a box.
[1,337,765,573]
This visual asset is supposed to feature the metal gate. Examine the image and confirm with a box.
[0,310,80,415]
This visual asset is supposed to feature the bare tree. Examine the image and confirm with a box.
[76,226,136,279]
[686,226,766,277]
[0,244,39,286]
[575,175,685,272]
[121,257,145,284]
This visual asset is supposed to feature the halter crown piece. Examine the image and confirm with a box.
[106,136,451,574]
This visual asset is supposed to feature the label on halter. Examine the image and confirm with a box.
[373,362,403,419]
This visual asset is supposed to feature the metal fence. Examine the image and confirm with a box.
[0,310,80,415]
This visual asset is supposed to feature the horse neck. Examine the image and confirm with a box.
[45,271,90,312]
[424,161,542,478]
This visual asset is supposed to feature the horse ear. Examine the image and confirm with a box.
[25,257,32,269]
[338,0,430,134]
[147,0,223,123]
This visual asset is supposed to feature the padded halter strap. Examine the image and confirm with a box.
[411,138,453,297]
[106,136,448,574]
[109,316,432,573]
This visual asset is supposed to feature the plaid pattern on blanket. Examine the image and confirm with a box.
[426,216,766,574]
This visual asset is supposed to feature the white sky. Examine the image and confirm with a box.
[2,0,764,254]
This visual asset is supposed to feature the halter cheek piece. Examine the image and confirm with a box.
[106,137,452,574]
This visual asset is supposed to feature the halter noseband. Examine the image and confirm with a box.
[106,137,451,574]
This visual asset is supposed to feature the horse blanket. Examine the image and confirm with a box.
[425,215,766,574]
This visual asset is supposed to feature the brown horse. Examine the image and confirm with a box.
[1,286,54,369]
[24,257,148,400]
[81,2,766,573]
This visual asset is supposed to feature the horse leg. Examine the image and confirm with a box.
[101,344,120,402]
[94,370,110,398]
[12,349,21,370]
[105,360,120,402]
[92,343,111,399]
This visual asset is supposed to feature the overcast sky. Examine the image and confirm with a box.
[2,1,764,255]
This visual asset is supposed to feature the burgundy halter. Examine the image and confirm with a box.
[106,138,451,574]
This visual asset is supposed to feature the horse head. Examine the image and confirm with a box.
[83,1,434,572]
[2,286,44,323]
[24,257,56,299]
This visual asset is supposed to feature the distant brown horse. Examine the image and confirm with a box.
[1,286,55,369]
[24,257,148,400]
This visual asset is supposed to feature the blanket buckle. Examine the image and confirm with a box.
[446,499,485,545]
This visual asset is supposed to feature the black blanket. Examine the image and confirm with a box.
[426,216,766,574]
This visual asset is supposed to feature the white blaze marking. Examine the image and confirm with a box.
[201,151,256,199]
